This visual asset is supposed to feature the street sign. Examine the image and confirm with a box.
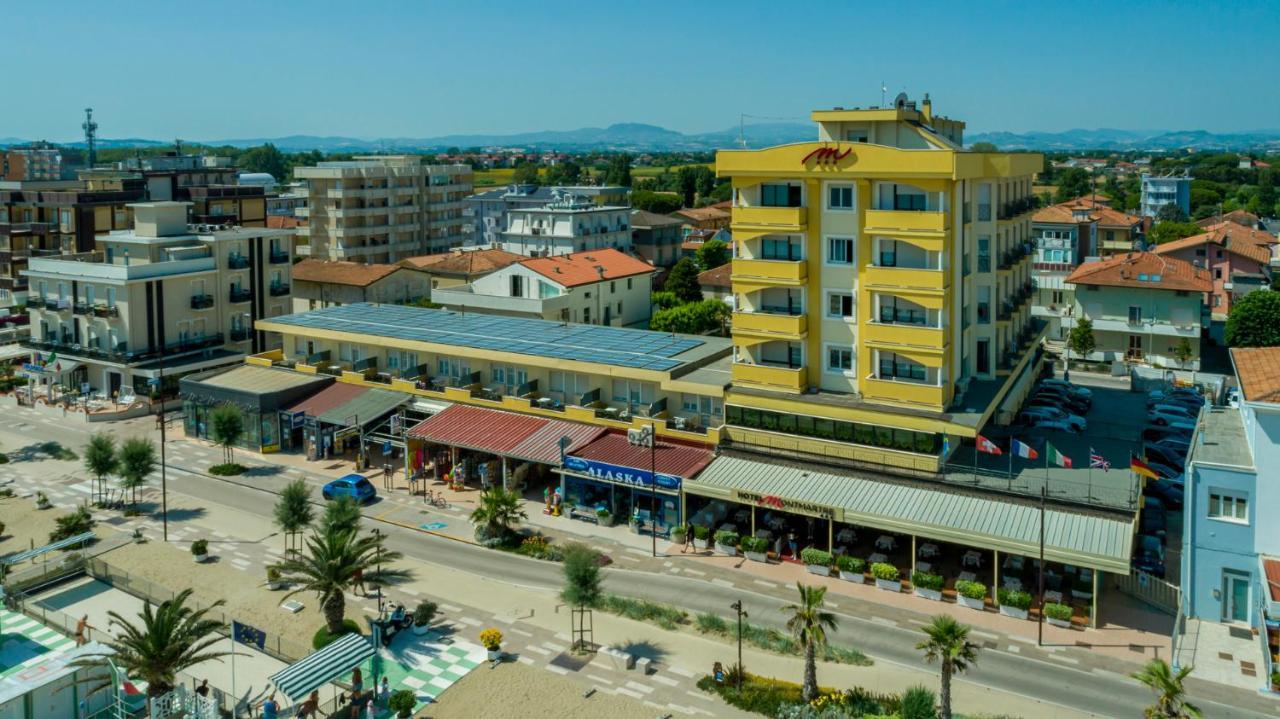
[382,440,392,456]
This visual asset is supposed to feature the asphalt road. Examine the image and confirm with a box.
[158,461,1278,719]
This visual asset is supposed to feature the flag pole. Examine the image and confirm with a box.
[973,436,979,484]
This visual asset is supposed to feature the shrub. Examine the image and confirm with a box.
[597,595,688,630]
[190,539,209,556]
[740,535,769,553]
[1044,602,1073,622]
[713,530,740,547]
[49,506,94,542]
[516,534,552,559]
[209,462,246,476]
[695,612,729,634]
[900,684,938,719]
[835,555,865,573]
[266,566,281,582]
[388,688,417,718]
[800,547,832,567]
[36,491,51,508]
[910,570,945,591]
[479,627,503,650]
[312,619,361,649]
[414,601,438,627]
[693,525,710,540]
[955,580,987,600]
[595,507,610,519]
[870,562,899,581]
[997,588,1033,610]
[670,525,687,542]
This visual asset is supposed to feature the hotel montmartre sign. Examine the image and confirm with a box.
[734,490,841,521]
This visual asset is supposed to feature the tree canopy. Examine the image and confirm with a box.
[695,239,730,271]
[1054,168,1093,203]
[512,162,541,186]
[1156,203,1189,223]
[603,154,632,187]
[649,299,729,335]
[238,144,288,180]
[1225,290,1280,347]
[632,190,682,215]
[1148,221,1201,245]
[663,257,703,304]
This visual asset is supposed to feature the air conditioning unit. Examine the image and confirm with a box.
[626,428,646,445]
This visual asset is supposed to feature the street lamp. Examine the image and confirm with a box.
[157,363,168,542]
[642,422,658,558]
[730,600,747,689]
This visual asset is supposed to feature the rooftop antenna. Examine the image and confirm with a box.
[82,108,98,167]
[880,82,887,108]
[738,114,747,149]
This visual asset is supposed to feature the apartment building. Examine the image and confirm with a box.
[398,247,525,291]
[1031,201,1097,341]
[291,259,430,312]
[715,94,1042,466]
[294,156,473,262]
[630,209,685,267]
[1070,196,1143,255]
[1153,220,1276,320]
[21,202,294,398]
[464,184,628,247]
[1141,173,1192,219]
[430,248,653,325]
[494,191,632,257]
[1064,252,1208,369]
[2,146,63,181]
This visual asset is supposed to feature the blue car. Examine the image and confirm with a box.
[322,474,377,503]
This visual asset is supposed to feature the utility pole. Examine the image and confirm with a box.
[730,600,747,688]
[1037,484,1046,646]
[158,362,168,542]
[648,422,658,558]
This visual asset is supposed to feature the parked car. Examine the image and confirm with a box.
[322,474,377,503]
[1144,459,1184,483]
[1142,424,1194,444]
[1133,535,1166,577]
[1153,436,1192,456]
[1148,405,1198,426]
[1025,394,1090,418]
[1146,481,1184,509]
[1036,382,1093,408]
[1018,406,1087,432]
[1143,495,1165,511]
[1147,388,1203,406]
[1146,394,1205,413]
[1023,416,1085,434]
[1040,378,1092,400]
[1030,387,1091,415]
[1143,443,1186,469]
[1140,507,1167,539]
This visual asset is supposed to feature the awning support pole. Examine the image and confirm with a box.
[993,549,1001,604]
[750,505,755,539]
[1091,571,1099,628]
[826,518,833,552]
[910,535,917,579]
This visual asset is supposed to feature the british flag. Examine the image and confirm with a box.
[1089,447,1111,472]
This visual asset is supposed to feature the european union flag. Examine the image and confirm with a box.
[233,621,266,650]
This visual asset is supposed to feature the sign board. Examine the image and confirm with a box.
[382,440,393,456]
[81,382,91,395]
[562,455,681,491]
[733,490,841,521]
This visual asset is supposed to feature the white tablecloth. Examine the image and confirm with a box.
[958,571,977,583]
[875,535,896,550]
[868,552,887,564]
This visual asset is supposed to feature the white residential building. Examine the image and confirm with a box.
[494,191,632,257]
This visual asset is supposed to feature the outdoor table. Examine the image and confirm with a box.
[1002,577,1022,591]
[962,550,982,568]
[918,542,940,558]
[958,570,977,583]
[1003,555,1025,572]
[836,529,856,543]
[916,561,932,573]
[755,529,772,540]
[868,552,887,564]
[874,535,896,551]
[1044,590,1064,604]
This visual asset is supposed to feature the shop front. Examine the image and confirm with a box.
[179,365,333,453]
[559,431,713,536]
[281,382,410,465]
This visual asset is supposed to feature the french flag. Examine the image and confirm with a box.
[1011,438,1038,460]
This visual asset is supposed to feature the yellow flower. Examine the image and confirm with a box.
[479,627,503,650]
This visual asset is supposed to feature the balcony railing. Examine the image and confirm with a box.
[230,327,251,341]
[269,250,290,264]
[44,298,66,311]
[190,294,215,310]
[269,283,290,297]
[91,304,119,318]
[73,302,90,315]
[229,287,252,303]
[998,196,1037,220]
[998,301,1014,321]
[23,332,223,365]
[227,254,250,269]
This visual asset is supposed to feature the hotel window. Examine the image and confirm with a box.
[827,185,854,210]
[827,237,854,265]
[1208,491,1248,522]
[827,292,854,319]
[760,183,802,208]
[826,346,853,373]
[1128,306,1142,324]
[877,352,928,382]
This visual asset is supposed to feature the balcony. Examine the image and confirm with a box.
[998,196,1037,221]
[997,300,1014,322]
[229,287,252,303]
[862,377,946,410]
[732,362,807,393]
[72,302,90,315]
[269,283,291,297]
[91,304,119,318]
[44,298,67,312]
[24,296,41,310]
[230,327,251,342]
[863,265,948,292]
[731,258,806,286]
[864,209,948,237]
[863,321,947,350]
[732,206,806,230]
[190,294,215,310]
[269,250,290,264]
[227,254,250,270]
[998,243,1032,271]
[732,311,807,339]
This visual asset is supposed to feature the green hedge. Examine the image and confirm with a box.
[955,579,987,600]
[714,530,740,547]
[1044,602,1074,621]
[800,548,832,567]
[693,525,711,540]
[997,588,1033,610]
[312,619,362,650]
[910,570,944,591]
[740,536,769,553]
[835,554,865,573]
[870,562,899,581]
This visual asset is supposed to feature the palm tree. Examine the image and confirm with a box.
[270,528,409,636]
[469,486,526,541]
[118,437,156,507]
[319,495,362,536]
[71,589,230,705]
[783,582,837,703]
[83,433,118,507]
[274,479,315,554]
[1133,659,1201,718]
[916,614,980,719]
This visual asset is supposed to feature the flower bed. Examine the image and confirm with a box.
[870,562,900,592]
[836,555,865,583]
[801,548,832,576]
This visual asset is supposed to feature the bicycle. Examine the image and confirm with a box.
[424,490,449,509]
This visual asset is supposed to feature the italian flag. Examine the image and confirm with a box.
[1047,443,1072,468]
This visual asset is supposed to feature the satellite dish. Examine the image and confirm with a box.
[894,92,909,109]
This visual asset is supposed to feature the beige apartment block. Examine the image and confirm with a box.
[22,202,294,397]
[294,156,472,262]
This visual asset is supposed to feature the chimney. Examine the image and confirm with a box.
[921,93,933,124]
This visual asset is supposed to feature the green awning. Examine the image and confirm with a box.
[685,455,1134,572]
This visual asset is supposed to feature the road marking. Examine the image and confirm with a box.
[1047,653,1080,665]
[614,687,644,699]
[969,629,999,640]
[686,690,713,701]
[1006,634,1036,645]
[586,674,614,685]
[681,568,705,576]
[868,616,898,626]
[651,675,679,687]
[546,664,569,675]
[517,656,534,665]
[669,666,697,678]
[455,617,482,627]
[709,578,734,588]
[624,681,654,694]
[1007,645,1020,654]
[752,579,777,588]
[506,627,533,637]
[525,646,551,656]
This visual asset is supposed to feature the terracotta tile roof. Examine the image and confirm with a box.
[1196,209,1261,229]
[710,200,733,211]
[568,430,714,479]
[1032,202,1096,224]
[291,259,401,287]
[671,207,730,223]
[1065,251,1212,292]
[697,263,732,289]
[285,382,368,416]
[1231,347,1280,404]
[267,215,303,229]
[1153,221,1276,266]
[1071,197,1143,229]
[630,209,684,228]
[406,404,602,464]
[1264,556,1280,602]
[521,248,654,288]
[399,248,525,276]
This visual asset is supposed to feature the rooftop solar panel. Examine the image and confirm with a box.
[270,304,714,372]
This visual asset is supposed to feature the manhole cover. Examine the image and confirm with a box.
[549,652,592,672]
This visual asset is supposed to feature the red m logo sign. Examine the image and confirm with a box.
[801,146,853,166]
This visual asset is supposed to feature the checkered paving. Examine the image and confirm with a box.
[350,633,487,715]
[0,608,75,678]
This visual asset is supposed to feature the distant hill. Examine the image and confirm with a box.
[966,128,1280,152]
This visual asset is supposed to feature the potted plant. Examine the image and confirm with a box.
[190,539,209,563]
[741,536,770,563]
[997,588,1033,620]
[479,627,503,661]
[35,491,51,510]
[692,525,711,550]
[1044,602,1074,629]
[595,507,613,528]
[266,566,284,590]
[836,555,865,583]
[955,580,987,611]
[714,530,740,556]
[389,688,417,718]
[131,527,144,543]
[670,525,687,545]
[870,562,901,592]
[801,548,833,576]
[413,601,438,636]
[910,570,945,601]
[629,513,642,534]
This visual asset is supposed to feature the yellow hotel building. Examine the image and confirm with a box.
[718,94,1046,472]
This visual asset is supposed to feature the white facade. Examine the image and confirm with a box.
[431,262,651,326]
[495,193,631,257]
[1140,174,1192,219]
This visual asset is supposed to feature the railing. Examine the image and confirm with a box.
[1112,570,1179,615]
[229,287,252,303]
[230,327,251,341]
[269,250,290,264]
[91,304,119,318]
[998,196,1037,220]
[73,302,90,315]
[227,254,250,269]
[44,297,65,311]
[24,333,224,364]
[190,294,214,310]
[269,283,290,296]
[24,296,41,309]
[998,301,1014,321]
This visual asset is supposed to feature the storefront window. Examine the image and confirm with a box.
[725,405,942,456]
[261,414,278,449]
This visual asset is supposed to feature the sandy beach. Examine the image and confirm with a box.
[426,660,656,719]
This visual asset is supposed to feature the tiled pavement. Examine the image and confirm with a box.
[0,608,77,677]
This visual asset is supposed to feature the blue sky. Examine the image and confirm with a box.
[4,0,1278,141]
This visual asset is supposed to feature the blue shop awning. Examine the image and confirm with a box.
[269,633,375,701]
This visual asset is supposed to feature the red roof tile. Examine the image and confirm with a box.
[400,248,526,276]
[521,248,654,288]
[1231,347,1280,404]
[568,430,713,479]
[407,404,602,464]
[1196,209,1261,229]
[292,259,402,287]
[697,264,732,289]
[1154,221,1276,266]
[1265,557,1280,602]
[1065,252,1211,292]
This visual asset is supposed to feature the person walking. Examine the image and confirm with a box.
[259,693,279,719]
[74,615,93,646]
[350,666,363,696]
[682,520,694,553]
[194,679,209,698]
[378,677,391,706]
[352,567,366,597]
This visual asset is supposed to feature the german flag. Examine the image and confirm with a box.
[1130,455,1160,481]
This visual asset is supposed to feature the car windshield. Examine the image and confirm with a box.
[355,479,374,491]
